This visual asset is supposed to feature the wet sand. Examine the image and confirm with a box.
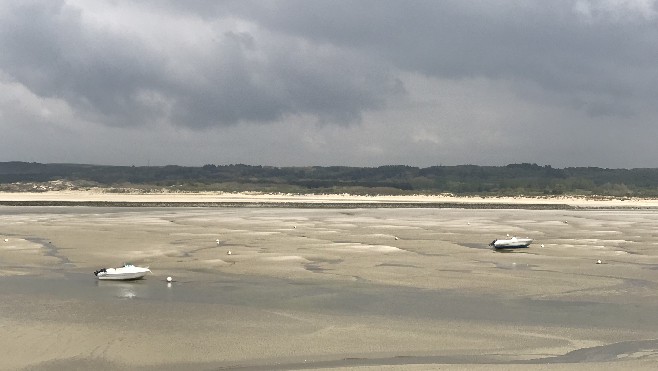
[1,202,658,370]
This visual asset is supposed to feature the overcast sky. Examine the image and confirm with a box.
[1,0,657,168]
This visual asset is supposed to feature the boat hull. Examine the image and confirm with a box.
[490,238,533,249]
[96,272,148,280]
[94,265,151,281]
[493,243,531,249]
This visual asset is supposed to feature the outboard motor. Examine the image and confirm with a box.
[94,268,107,276]
[489,239,497,247]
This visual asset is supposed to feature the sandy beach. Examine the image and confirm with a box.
[1,192,658,370]
[3,190,658,208]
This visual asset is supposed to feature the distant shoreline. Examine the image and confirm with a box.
[0,200,581,209]
[2,191,658,209]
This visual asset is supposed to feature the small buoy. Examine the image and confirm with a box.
[506,233,510,237]
[467,222,470,225]
[394,236,399,240]
[166,276,172,282]
[541,244,545,248]
[3,238,7,242]
[564,220,568,224]
[227,250,232,255]
[216,239,220,245]
[596,259,602,264]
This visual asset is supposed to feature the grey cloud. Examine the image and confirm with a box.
[3,0,656,130]
[0,1,167,126]
[228,0,658,119]
[2,0,658,168]
[169,30,402,127]
[0,1,402,129]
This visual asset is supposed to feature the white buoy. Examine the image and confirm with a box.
[541,244,545,248]
[166,276,172,282]
[293,225,297,229]
[597,259,602,264]
[3,238,7,242]
[227,250,232,255]
[394,236,399,240]
[506,233,510,237]
[216,239,220,245]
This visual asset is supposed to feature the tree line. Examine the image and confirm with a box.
[1,161,657,197]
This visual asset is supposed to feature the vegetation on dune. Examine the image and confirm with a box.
[1,161,657,197]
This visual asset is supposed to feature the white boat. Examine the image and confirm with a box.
[94,263,151,280]
[490,237,533,249]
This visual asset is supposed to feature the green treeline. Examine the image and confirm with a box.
[1,161,657,197]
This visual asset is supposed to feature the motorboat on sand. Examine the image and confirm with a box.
[94,263,151,280]
[490,237,533,249]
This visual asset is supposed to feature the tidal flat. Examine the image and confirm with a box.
[1,206,657,370]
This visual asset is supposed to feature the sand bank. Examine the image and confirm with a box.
[2,190,658,208]
[1,205,657,370]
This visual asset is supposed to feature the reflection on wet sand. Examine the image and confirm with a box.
[96,280,144,299]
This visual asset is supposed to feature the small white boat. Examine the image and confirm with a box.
[490,237,533,249]
[94,263,151,280]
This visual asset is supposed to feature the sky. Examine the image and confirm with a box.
[1,0,657,168]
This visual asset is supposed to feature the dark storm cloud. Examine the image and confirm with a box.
[230,0,658,119]
[0,0,402,129]
[0,1,167,126]
[2,0,657,129]
[2,0,658,168]
[168,30,403,127]
[130,0,658,123]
